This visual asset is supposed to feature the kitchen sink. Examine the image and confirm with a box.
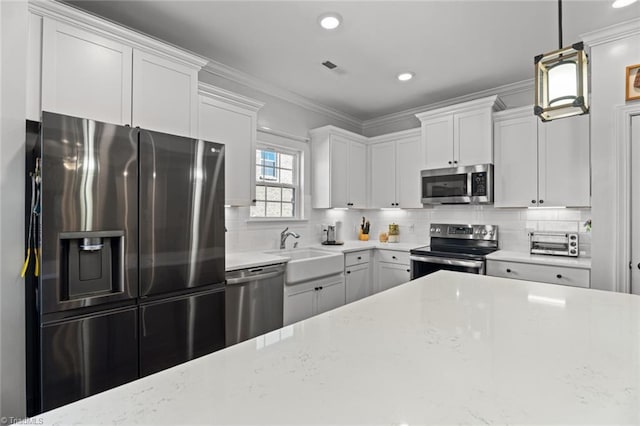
[266,248,343,284]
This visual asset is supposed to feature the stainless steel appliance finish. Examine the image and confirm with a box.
[225,263,285,346]
[30,112,226,414]
[410,224,499,279]
[139,129,225,297]
[529,232,579,257]
[40,112,138,314]
[421,164,493,205]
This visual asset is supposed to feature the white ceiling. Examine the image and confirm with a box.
[66,0,640,121]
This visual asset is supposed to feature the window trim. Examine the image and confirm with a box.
[250,143,301,220]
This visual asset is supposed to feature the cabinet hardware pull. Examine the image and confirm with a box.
[539,200,544,204]
[453,160,458,164]
[406,269,410,273]
[637,263,640,270]
[314,287,319,291]
[556,274,562,279]
[319,286,323,290]
[448,161,453,165]
[346,270,351,274]
[506,268,511,273]
[531,200,536,204]
[392,256,397,259]
[357,256,361,260]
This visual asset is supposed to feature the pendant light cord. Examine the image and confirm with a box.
[558,0,563,49]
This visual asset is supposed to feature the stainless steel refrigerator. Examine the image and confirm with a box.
[26,112,225,414]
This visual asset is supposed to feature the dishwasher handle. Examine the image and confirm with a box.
[226,264,286,286]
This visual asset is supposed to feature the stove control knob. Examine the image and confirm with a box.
[430,227,435,232]
[435,228,441,233]
[481,230,487,235]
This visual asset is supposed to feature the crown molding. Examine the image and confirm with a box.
[29,0,209,69]
[258,127,309,144]
[581,17,640,47]
[493,105,534,122]
[203,60,363,131]
[198,82,264,112]
[308,125,369,143]
[364,80,531,132]
[415,94,506,122]
[368,127,421,145]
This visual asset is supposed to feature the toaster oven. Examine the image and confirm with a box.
[529,232,579,257]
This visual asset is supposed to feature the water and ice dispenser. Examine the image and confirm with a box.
[59,231,125,300]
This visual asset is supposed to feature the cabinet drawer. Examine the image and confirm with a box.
[345,250,370,266]
[487,260,590,288]
[376,249,410,265]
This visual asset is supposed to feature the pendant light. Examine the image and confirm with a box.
[534,0,589,121]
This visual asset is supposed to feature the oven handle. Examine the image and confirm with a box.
[410,255,485,270]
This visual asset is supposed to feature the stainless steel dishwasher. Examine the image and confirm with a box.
[225,263,286,346]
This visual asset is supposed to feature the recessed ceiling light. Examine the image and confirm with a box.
[612,0,637,7]
[319,13,342,30]
[397,72,415,82]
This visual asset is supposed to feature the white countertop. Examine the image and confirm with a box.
[310,240,423,253]
[225,251,290,271]
[487,250,592,269]
[226,241,421,271]
[36,271,639,425]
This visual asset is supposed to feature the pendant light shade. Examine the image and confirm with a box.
[534,0,589,121]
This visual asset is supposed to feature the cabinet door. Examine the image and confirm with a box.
[422,115,454,169]
[284,285,316,326]
[330,136,350,207]
[132,50,198,138]
[395,135,423,208]
[494,115,539,207]
[349,140,368,208]
[41,18,132,125]
[345,263,371,304]
[455,108,493,166]
[377,262,411,293]
[316,278,346,315]
[369,142,396,208]
[538,114,590,207]
[199,94,257,206]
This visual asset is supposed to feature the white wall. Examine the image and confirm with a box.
[585,22,640,291]
[199,70,362,139]
[0,0,27,419]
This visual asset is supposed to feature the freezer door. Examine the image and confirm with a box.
[40,112,138,314]
[139,287,225,376]
[40,306,138,412]
[139,129,225,297]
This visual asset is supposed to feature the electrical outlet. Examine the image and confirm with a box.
[409,224,415,232]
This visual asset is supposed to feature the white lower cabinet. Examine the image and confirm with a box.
[375,250,411,293]
[345,250,372,303]
[283,274,345,326]
[487,260,590,288]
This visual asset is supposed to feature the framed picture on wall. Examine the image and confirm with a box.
[626,64,640,101]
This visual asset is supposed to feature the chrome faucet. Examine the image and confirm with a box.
[280,227,300,249]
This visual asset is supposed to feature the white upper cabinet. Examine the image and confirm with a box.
[494,110,539,207]
[416,95,505,169]
[311,126,369,209]
[369,130,422,208]
[198,84,263,206]
[41,17,132,125]
[32,2,207,134]
[538,114,590,207]
[494,106,590,208]
[370,141,396,208]
[132,50,199,138]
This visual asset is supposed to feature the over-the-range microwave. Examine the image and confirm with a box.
[421,164,493,205]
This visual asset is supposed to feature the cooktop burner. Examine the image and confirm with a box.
[410,223,499,260]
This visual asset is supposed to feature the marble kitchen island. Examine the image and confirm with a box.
[36,271,639,425]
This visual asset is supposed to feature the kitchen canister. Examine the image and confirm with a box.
[388,223,399,243]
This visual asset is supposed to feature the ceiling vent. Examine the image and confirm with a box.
[322,61,337,70]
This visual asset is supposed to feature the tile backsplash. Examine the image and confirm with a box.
[225,199,591,257]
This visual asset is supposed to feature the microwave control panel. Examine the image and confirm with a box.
[471,172,488,196]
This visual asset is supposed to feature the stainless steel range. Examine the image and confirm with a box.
[410,224,499,279]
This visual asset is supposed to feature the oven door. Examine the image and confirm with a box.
[410,255,485,279]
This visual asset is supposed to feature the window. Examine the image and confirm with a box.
[250,146,299,218]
